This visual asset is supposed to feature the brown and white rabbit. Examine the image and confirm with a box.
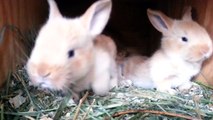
[26,0,118,102]
[120,7,213,94]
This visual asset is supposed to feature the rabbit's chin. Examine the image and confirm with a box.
[32,79,61,90]
[184,56,206,63]
[29,74,67,90]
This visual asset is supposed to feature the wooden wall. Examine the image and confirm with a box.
[0,0,47,30]
[192,0,213,86]
[0,0,47,87]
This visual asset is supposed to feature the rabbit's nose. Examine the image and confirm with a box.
[200,45,212,58]
[37,64,51,78]
[42,72,51,78]
[201,46,208,54]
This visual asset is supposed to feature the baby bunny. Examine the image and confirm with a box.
[121,7,213,94]
[26,0,117,102]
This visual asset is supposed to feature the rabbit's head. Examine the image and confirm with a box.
[147,7,213,63]
[26,0,112,90]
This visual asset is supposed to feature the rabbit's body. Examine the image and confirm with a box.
[27,0,117,102]
[131,50,202,92]
[121,7,213,93]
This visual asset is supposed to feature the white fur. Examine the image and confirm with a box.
[92,49,111,95]
[80,0,112,36]
[27,0,116,101]
[30,18,85,66]
[92,38,118,95]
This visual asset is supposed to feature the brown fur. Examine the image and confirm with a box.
[94,35,117,58]
[122,55,148,77]
[117,55,148,86]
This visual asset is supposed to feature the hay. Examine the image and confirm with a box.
[0,67,213,120]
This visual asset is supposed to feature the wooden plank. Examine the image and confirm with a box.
[196,0,213,86]
[0,0,47,87]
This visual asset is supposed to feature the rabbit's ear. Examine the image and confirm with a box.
[80,0,112,36]
[182,6,192,21]
[47,0,62,20]
[147,9,173,34]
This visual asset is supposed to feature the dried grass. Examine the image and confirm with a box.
[0,67,212,120]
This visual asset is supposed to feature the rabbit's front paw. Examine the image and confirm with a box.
[157,86,177,95]
[178,82,192,93]
[70,90,81,104]
[119,79,133,87]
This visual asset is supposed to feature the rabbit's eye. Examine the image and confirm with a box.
[181,37,188,42]
[68,50,75,58]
